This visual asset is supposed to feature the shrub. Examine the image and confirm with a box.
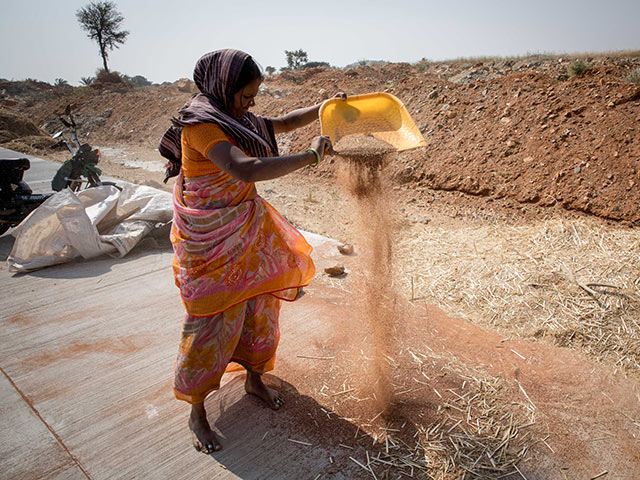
[415,59,430,72]
[121,74,152,87]
[54,78,71,87]
[302,61,330,69]
[80,76,95,86]
[95,68,126,84]
[627,68,640,83]
[568,59,588,76]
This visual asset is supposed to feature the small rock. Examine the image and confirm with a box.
[337,244,354,255]
[324,265,345,277]
[481,89,488,96]
[574,166,581,174]
[427,90,438,99]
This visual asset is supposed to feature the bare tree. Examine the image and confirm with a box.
[76,1,129,73]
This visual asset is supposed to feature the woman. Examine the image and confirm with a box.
[159,49,337,454]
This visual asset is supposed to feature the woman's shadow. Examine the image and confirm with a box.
[201,374,418,480]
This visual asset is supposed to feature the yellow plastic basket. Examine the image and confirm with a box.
[319,92,426,152]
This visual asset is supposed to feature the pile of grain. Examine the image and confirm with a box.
[333,135,396,159]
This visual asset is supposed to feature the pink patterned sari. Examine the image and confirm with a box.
[171,170,314,403]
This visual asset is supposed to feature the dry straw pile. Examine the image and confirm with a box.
[317,347,536,479]
[417,359,536,479]
[396,218,640,373]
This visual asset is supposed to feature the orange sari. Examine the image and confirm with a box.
[172,123,315,403]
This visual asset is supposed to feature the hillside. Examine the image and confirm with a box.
[2,53,639,225]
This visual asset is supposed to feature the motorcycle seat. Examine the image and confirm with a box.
[0,158,30,172]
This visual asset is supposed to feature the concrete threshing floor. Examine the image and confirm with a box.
[1,150,639,479]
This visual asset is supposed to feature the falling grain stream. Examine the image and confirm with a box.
[334,135,399,412]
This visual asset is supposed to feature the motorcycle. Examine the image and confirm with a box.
[50,104,118,192]
[0,157,54,236]
[0,105,119,236]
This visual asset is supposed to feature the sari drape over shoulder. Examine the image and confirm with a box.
[171,169,315,317]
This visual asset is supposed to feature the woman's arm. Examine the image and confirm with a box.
[207,136,331,183]
[270,104,322,134]
[270,93,346,134]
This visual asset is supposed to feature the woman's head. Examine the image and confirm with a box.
[193,49,263,118]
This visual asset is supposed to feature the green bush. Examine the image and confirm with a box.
[285,49,308,70]
[302,61,330,69]
[415,59,429,72]
[121,74,152,87]
[568,59,588,76]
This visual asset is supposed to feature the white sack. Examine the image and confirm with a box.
[7,184,173,273]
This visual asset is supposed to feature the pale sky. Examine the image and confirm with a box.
[1,0,638,85]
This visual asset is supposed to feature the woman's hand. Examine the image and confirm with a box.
[310,136,334,160]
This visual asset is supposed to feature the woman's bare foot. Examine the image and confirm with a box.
[189,402,222,453]
[244,371,283,410]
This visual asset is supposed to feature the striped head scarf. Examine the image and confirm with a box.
[159,49,278,182]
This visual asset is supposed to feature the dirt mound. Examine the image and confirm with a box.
[2,135,57,154]
[0,109,46,142]
[1,53,639,224]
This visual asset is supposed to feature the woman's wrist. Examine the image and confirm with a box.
[306,148,320,167]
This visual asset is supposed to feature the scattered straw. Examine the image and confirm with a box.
[511,349,526,360]
[320,347,536,479]
[287,438,312,446]
[297,355,335,360]
[350,455,370,472]
[396,218,640,373]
